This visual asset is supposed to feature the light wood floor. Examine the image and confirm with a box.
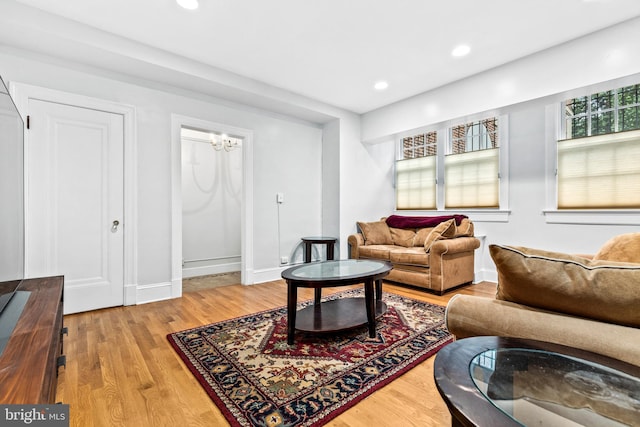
[55,279,496,426]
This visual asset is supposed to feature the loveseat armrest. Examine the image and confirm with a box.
[347,233,365,259]
[430,236,480,256]
[445,295,640,367]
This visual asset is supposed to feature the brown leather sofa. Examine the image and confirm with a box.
[446,233,640,367]
[347,215,480,295]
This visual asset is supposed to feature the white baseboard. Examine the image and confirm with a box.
[250,264,300,284]
[142,265,497,300]
[252,264,498,287]
[182,262,241,279]
[475,268,497,284]
[136,281,174,305]
[124,283,137,306]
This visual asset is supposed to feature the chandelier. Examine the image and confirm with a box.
[210,134,240,152]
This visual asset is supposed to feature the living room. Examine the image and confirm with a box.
[1,1,639,425]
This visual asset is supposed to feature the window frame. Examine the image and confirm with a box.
[394,114,509,219]
[544,99,640,226]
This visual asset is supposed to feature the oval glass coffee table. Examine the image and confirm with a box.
[281,259,392,345]
[434,336,640,427]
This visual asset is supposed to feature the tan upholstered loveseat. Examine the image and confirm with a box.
[348,215,480,295]
[446,233,640,366]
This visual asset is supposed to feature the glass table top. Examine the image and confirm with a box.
[283,259,390,280]
[470,347,640,426]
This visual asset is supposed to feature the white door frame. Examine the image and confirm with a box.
[10,83,138,305]
[170,115,254,295]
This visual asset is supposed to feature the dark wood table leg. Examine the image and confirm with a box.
[364,280,376,338]
[327,242,334,261]
[314,288,321,305]
[287,281,297,345]
[375,279,382,301]
[304,242,312,263]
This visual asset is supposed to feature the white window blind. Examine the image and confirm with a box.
[557,129,640,209]
[445,148,499,208]
[396,156,436,210]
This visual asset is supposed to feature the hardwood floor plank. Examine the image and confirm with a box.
[56,279,497,426]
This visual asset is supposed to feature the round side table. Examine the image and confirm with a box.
[300,236,338,263]
[300,236,339,304]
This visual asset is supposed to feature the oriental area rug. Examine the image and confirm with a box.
[167,288,453,427]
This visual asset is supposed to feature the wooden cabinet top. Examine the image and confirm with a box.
[0,276,63,404]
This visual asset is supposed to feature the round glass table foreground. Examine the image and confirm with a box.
[433,336,640,427]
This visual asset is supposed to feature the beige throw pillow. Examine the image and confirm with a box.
[423,219,456,252]
[454,218,474,237]
[490,244,640,328]
[413,227,434,247]
[357,220,393,245]
[593,232,640,263]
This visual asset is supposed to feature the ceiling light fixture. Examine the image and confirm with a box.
[210,134,240,152]
[374,81,389,91]
[177,0,199,10]
[451,44,471,57]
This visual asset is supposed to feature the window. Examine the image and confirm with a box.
[445,118,500,209]
[558,84,640,209]
[395,116,506,212]
[395,132,437,210]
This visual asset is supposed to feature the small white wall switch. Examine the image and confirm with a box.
[280,256,288,264]
[276,193,284,204]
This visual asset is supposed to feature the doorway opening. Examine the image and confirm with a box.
[181,127,242,288]
[171,115,254,297]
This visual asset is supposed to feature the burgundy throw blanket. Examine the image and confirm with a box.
[385,214,467,229]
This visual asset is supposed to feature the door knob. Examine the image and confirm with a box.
[112,220,120,232]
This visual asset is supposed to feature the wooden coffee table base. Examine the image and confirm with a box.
[294,298,387,335]
[282,260,393,345]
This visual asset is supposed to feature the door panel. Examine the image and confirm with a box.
[27,99,124,314]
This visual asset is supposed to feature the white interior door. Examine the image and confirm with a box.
[27,99,124,314]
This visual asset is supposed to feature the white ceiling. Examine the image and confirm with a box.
[6,0,640,117]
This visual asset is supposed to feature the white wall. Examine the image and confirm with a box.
[4,16,640,294]
[0,48,324,296]
[321,119,340,258]
[358,16,640,281]
[357,86,640,282]
[474,98,640,280]
[338,112,396,259]
[252,118,322,268]
[362,16,640,142]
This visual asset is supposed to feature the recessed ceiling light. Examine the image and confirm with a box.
[451,44,471,57]
[177,0,199,10]
[374,81,389,91]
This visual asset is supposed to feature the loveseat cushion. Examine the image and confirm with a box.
[357,220,393,245]
[389,227,416,247]
[358,245,396,260]
[593,232,640,263]
[389,247,430,265]
[490,244,640,328]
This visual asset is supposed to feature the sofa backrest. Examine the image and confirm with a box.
[357,216,475,251]
[490,244,640,329]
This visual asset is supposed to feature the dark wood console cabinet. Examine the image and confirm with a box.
[0,276,65,403]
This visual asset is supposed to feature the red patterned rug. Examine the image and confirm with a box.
[167,288,453,427]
